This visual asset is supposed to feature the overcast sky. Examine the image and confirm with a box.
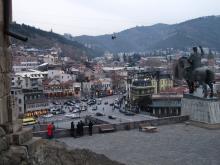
[13,0,220,36]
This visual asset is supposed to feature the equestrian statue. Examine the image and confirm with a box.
[174,46,215,98]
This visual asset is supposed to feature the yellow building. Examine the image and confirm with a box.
[151,74,173,94]
[130,79,154,103]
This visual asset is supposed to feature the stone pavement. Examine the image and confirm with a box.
[59,124,220,165]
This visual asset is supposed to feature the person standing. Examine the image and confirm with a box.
[76,122,80,137]
[47,122,54,139]
[51,122,55,138]
[80,120,85,136]
[88,121,93,136]
[70,121,75,138]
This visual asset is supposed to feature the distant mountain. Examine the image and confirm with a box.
[10,23,102,59]
[73,16,220,53]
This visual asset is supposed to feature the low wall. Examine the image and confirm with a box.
[33,116,189,138]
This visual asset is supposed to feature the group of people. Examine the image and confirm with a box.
[71,120,93,137]
[46,120,94,139]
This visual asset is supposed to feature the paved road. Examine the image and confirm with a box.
[59,124,220,165]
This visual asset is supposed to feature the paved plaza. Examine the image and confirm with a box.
[59,124,220,165]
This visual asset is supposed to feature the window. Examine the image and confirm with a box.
[19,107,22,112]
[18,99,22,104]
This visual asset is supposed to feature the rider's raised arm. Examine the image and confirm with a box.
[199,45,204,56]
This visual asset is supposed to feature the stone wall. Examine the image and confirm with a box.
[182,96,220,124]
[33,116,189,138]
[1,127,124,165]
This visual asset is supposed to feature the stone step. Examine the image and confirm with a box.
[12,127,33,145]
[21,137,42,155]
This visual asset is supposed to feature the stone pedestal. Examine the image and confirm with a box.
[182,94,220,129]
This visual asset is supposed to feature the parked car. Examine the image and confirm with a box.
[81,98,88,102]
[72,109,80,113]
[119,109,126,114]
[22,117,37,126]
[64,113,80,119]
[114,104,119,109]
[51,109,65,115]
[108,115,116,119]
[104,101,108,105]
[96,112,105,116]
[74,104,80,109]
[64,102,74,106]
[81,106,87,111]
[87,100,96,106]
[92,106,97,111]
[43,114,53,118]
[109,103,114,106]
[124,111,135,116]
[75,99,80,103]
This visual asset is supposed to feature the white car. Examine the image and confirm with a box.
[72,109,80,113]
[74,104,80,109]
[43,113,53,118]
[64,113,80,119]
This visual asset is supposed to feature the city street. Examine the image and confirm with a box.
[36,95,156,129]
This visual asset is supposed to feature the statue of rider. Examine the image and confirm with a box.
[186,46,204,93]
[188,46,204,70]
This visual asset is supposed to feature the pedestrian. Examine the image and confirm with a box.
[51,122,55,138]
[80,120,84,136]
[76,122,80,137]
[70,121,75,137]
[88,120,93,136]
[47,122,55,139]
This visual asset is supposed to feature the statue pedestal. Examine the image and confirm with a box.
[182,94,220,129]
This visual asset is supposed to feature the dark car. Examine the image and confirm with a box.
[124,111,135,116]
[104,101,108,105]
[119,109,126,113]
[108,115,116,119]
[51,109,65,115]
[92,106,97,111]
[114,104,119,109]
[87,101,95,106]
[96,112,105,116]
[109,103,114,106]
[81,98,88,102]
[75,99,80,103]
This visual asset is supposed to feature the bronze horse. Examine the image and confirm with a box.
[174,57,215,98]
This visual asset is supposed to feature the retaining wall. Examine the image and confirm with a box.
[33,116,189,138]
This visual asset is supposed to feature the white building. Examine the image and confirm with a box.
[13,61,39,72]
[48,69,76,82]
[43,54,59,65]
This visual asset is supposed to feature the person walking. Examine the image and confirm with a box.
[88,121,93,136]
[70,121,75,138]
